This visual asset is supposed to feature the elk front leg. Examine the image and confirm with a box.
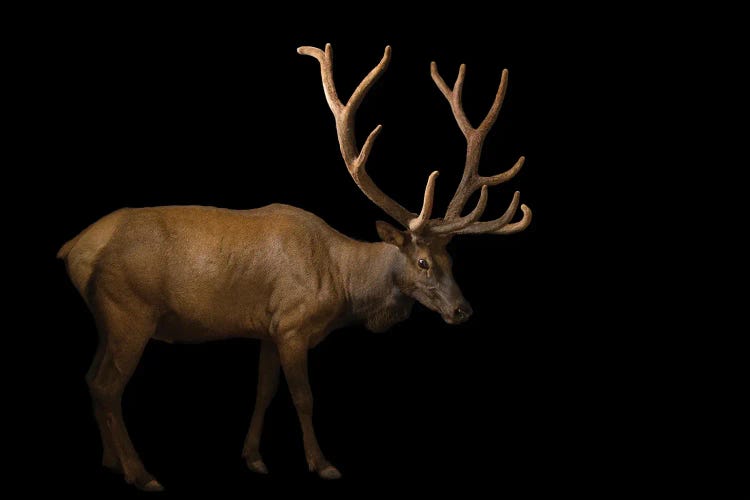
[243,340,280,473]
[277,336,341,479]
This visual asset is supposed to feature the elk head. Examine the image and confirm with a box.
[299,44,532,325]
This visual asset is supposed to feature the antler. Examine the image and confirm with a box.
[428,63,532,236]
[298,44,438,232]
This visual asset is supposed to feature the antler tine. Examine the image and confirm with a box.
[494,204,532,235]
[409,171,440,233]
[449,191,521,235]
[484,155,525,186]
[297,44,343,112]
[299,44,436,230]
[477,68,508,134]
[429,185,488,234]
[431,62,472,136]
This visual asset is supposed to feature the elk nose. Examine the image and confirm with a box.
[454,302,473,322]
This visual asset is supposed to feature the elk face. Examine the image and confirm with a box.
[377,221,472,325]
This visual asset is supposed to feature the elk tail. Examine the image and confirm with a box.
[57,233,83,260]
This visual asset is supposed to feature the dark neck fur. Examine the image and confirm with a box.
[332,239,414,333]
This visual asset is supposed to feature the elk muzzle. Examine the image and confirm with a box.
[443,299,473,325]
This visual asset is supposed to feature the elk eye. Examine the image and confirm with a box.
[417,258,430,270]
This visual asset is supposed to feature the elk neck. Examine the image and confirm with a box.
[331,238,414,333]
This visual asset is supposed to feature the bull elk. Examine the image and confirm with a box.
[58,43,531,491]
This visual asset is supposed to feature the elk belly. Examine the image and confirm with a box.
[152,310,270,343]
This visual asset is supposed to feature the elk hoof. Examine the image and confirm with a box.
[102,456,122,472]
[138,479,164,492]
[247,459,269,474]
[318,465,342,480]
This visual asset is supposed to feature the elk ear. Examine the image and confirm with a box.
[376,221,407,248]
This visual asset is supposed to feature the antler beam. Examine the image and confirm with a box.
[298,44,438,232]
[429,62,531,235]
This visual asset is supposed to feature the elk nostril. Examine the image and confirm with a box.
[454,304,472,320]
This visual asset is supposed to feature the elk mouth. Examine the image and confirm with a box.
[441,307,470,325]
[442,313,461,325]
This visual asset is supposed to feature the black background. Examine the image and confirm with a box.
[23,6,656,497]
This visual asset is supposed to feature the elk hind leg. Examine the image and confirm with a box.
[86,338,119,470]
[88,298,162,491]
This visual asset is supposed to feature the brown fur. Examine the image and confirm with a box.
[59,203,469,489]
